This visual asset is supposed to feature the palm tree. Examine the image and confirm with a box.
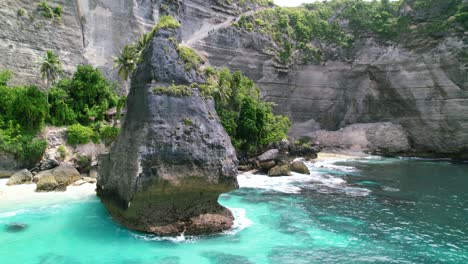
[113,45,137,81]
[40,51,62,89]
[135,33,151,59]
[40,51,62,106]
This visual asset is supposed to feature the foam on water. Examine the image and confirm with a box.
[238,158,371,197]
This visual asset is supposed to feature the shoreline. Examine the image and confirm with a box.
[0,151,364,211]
[0,179,97,211]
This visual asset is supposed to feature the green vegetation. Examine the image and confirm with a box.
[153,84,194,97]
[0,71,48,165]
[1,62,123,165]
[100,125,120,145]
[113,45,138,81]
[51,65,120,125]
[66,124,95,145]
[235,0,466,63]
[151,15,181,35]
[57,145,67,159]
[177,45,203,71]
[40,51,63,89]
[37,0,62,19]
[17,8,25,17]
[114,15,180,80]
[199,68,290,153]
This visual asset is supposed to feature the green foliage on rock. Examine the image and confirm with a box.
[66,124,95,145]
[199,68,290,153]
[37,1,62,19]
[153,84,194,97]
[177,45,203,71]
[100,125,120,145]
[235,0,466,63]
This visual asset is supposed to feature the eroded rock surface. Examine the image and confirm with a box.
[97,28,238,236]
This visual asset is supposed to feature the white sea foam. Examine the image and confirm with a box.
[0,209,27,218]
[223,207,253,235]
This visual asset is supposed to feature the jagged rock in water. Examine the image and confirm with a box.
[97,28,238,236]
[5,223,28,232]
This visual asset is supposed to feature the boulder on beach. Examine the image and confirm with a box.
[6,169,33,186]
[268,165,292,177]
[36,172,59,192]
[34,164,81,192]
[290,161,310,175]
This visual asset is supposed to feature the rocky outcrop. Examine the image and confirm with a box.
[290,161,310,175]
[34,164,81,192]
[97,28,238,236]
[308,123,411,156]
[268,165,291,177]
[6,169,33,185]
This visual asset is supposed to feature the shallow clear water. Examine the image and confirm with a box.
[1,157,468,264]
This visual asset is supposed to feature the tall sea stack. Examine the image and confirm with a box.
[97,27,238,236]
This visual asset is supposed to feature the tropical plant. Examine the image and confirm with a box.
[113,45,137,81]
[40,51,62,89]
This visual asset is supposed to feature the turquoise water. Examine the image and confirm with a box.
[1,157,468,264]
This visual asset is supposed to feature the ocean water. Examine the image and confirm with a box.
[1,157,467,264]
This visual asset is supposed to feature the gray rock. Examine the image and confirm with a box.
[268,165,292,177]
[309,123,411,156]
[290,161,310,175]
[36,172,59,192]
[88,169,98,179]
[52,165,81,186]
[72,180,87,186]
[257,149,279,162]
[97,28,238,236]
[6,169,33,186]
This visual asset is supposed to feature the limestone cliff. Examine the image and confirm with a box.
[193,1,468,158]
[97,28,238,236]
[1,0,467,159]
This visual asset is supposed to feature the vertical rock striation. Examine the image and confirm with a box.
[97,28,238,236]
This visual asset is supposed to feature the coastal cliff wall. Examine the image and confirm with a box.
[1,0,467,158]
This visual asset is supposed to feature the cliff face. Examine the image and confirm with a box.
[1,0,467,158]
[0,0,248,87]
[97,28,238,236]
[193,4,468,158]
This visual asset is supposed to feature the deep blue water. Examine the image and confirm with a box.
[1,157,467,264]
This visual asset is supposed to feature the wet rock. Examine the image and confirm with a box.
[268,165,291,177]
[290,161,310,175]
[6,169,33,185]
[34,165,81,192]
[97,28,238,236]
[5,223,28,232]
[259,160,276,171]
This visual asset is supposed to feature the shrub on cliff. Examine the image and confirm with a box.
[200,68,290,153]
[67,124,95,145]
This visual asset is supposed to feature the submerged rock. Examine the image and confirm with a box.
[6,169,33,185]
[97,28,238,236]
[5,223,28,232]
